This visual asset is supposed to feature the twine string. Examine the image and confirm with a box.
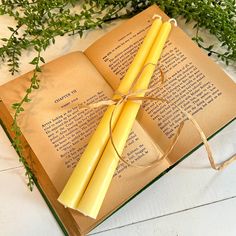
[79,63,236,170]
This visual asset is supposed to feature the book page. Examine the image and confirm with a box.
[0,51,168,233]
[85,5,236,164]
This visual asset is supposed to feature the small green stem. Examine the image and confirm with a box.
[11,49,42,191]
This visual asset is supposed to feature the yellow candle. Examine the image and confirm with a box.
[58,17,162,209]
[77,22,172,219]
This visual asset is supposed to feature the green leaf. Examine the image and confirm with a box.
[8,26,15,32]
[198,37,204,43]
[208,45,214,51]
[1,38,8,42]
[26,88,32,93]
[12,103,20,109]
[40,57,45,63]
[24,97,31,102]
[30,57,38,65]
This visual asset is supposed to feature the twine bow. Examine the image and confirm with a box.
[80,63,236,171]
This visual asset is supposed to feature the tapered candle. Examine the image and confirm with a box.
[78,22,172,219]
[58,17,162,209]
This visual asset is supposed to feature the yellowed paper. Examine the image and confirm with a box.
[0,51,165,233]
[85,5,236,165]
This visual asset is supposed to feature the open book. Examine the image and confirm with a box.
[0,5,236,235]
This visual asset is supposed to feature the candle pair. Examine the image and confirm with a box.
[58,16,173,219]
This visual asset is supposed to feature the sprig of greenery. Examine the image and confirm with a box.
[11,48,42,190]
[0,0,235,190]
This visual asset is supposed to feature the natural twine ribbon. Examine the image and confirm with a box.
[79,63,236,171]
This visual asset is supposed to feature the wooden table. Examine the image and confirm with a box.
[0,14,236,236]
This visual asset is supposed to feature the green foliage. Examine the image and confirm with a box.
[0,0,235,190]
[10,50,42,191]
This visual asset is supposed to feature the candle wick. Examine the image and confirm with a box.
[168,18,177,27]
[152,14,162,20]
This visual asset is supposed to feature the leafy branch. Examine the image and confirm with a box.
[0,0,235,190]
[11,48,42,190]
[193,23,233,65]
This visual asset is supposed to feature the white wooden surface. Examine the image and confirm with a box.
[0,14,236,236]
